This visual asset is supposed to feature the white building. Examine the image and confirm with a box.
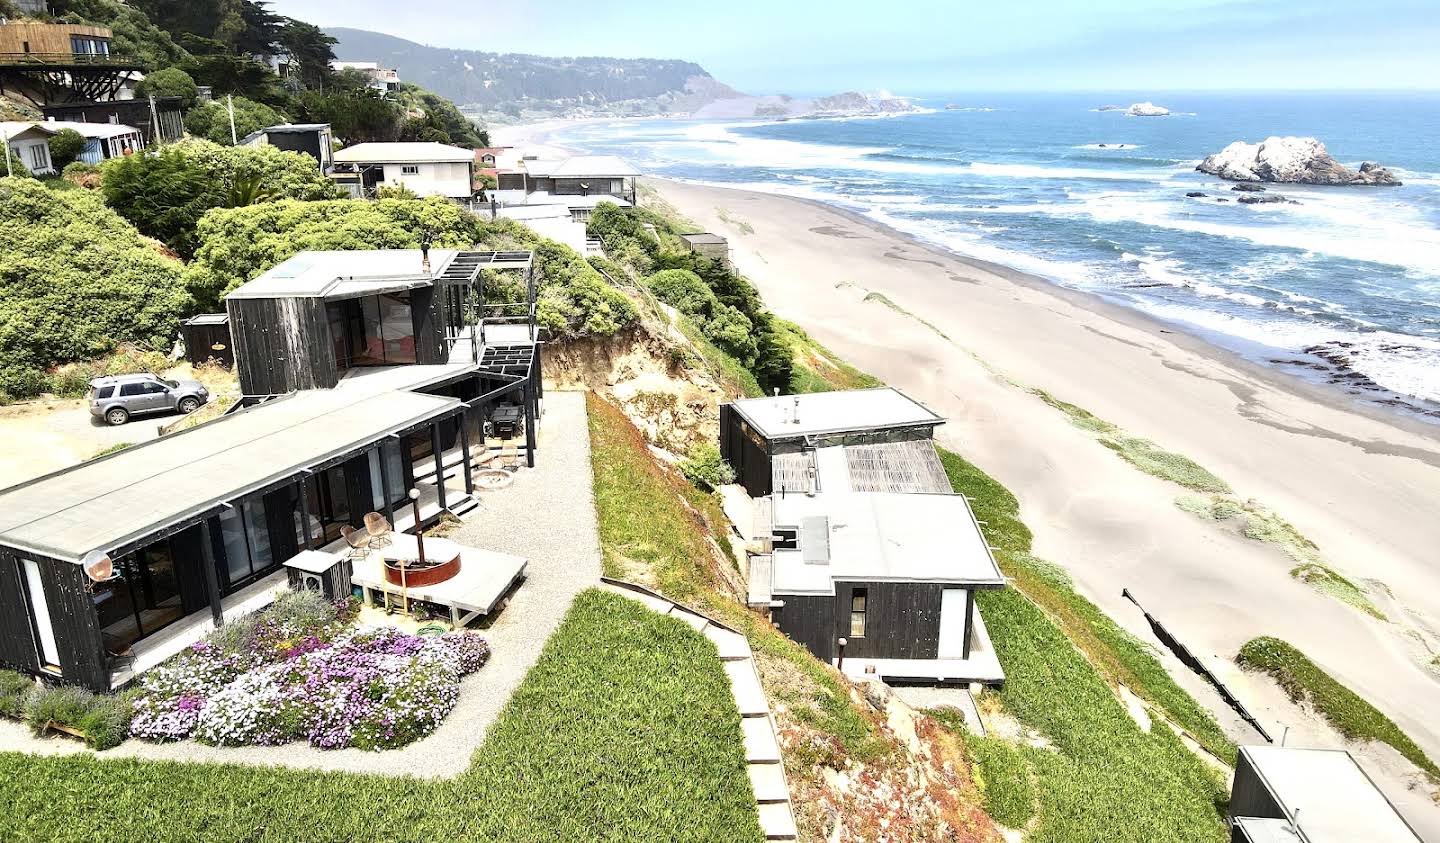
[332,142,475,200]
[1,122,56,175]
[41,120,145,163]
[329,60,401,93]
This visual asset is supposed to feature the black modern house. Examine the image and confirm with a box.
[0,249,541,691]
[238,123,334,173]
[1228,746,1422,842]
[722,389,1007,685]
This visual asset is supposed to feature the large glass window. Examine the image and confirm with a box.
[327,294,415,368]
[20,559,60,671]
[311,463,352,544]
[93,539,185,653]
[219,507,250,585]
[367,442,406,512]
[849,589,868,638]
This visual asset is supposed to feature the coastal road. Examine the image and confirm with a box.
[653,178,1440,837]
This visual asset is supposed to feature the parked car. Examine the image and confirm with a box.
[88,373,209,426]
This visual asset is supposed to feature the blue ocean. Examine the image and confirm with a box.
[546,93,1440,412]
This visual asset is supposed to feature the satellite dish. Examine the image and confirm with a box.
[82,550,115,583]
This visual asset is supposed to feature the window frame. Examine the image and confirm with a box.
[848,588,868,638]
[400,164,420,176]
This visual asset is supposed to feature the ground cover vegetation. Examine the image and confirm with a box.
[0,589,761,842]
[1236,636,1438,778]
[589,202,793,394]
[0,178,188,401]
[0,670,133,750]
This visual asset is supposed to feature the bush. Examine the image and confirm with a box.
[183,96,284,146]
[702,303,758,364]
[61,161,102,189]
[679,444,735,490]
[0,669,33,718]
[0,178,189,400]
[46,129,87,170]
[23,683,133,750]
[646,268,714,317]
[45,346,172,398]
[134,66,199,109]
[101,138,340,258]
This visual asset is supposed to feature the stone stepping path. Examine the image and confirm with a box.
[600,578,797,841]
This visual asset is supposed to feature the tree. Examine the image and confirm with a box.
[394,84,487,148]
[46,129,88,170]
[100,138,338,258]
[298,88,402,145]
[645,269,714,317]
[135,67,200,109]
[0,177,189,399]
[184,96,283,145]
[275,19,336,90]
[225,173,278,207]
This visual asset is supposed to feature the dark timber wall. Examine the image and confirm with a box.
[40,556,107,689]
[719,404,771,497]
[773,594,836,662]
[0,550,38,673]
[1228,751,1283,825]
[227,296,337,395]
[774,581,949,664]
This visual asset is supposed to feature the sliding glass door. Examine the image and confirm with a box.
[92,539,186,653]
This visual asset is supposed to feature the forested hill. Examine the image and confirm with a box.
[326,27,727,111]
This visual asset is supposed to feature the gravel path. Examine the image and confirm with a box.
[0,391,602,778]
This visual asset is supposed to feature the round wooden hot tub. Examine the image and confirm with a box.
[383,552,461,588]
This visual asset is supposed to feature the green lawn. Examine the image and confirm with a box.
[0,589,762,843]
[1237,636,1438,778]
[937,447,1232,841]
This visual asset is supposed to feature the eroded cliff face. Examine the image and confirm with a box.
[1197,136,1401,185]
[543,324,729,454]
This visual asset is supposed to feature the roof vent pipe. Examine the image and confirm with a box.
[793,396,800,425]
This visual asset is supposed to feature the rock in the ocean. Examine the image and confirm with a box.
[1197,136,1402,186]
[1126,101,1170,117]
[1238,194,1299,205]
[1231,183,1266,192]
[1096,104,1125,112]
[1185,191,1207,198]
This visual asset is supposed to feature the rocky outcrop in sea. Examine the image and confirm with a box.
[1125,101,1170,117]
[1197,136,1401,186]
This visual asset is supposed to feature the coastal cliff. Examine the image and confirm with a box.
[1198,136,1402,185]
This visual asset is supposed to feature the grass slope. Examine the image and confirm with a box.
[0,590,761,843]
[778,319,883,394]
[938,447,1232,841]
[1237,637,1438,778]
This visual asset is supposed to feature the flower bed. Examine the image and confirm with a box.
[129,592,490,750]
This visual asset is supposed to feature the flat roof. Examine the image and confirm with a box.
[334,142,473,164]
[238,123,330,145]
[40,120,143,139]
[227,249,455,300]
[729,387,945,441]
[767,444,1002,595]
[0,390,459,562]
[520,155,640,178]
[680,232,727,245]
[1238,746,1422,843]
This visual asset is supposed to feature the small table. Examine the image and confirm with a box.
[490,404,523,439]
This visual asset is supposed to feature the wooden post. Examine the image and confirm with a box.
[431,424,447,511]
[523,381,536,468]
[962,589,975,660]
[199,519,224,626]
[459,408,475,495]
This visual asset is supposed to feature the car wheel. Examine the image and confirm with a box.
[105,407,130,426]
[178,397,201,414]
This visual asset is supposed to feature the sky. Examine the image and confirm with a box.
[268,0,1440,94]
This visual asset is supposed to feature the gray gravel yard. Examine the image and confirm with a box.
[0,391,602,778]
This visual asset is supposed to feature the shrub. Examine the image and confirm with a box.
[0,669,33,718]
[183,96,284,146]
[679,444,736,490]
[376,183,419,200]
[61,160,102,189]
[23,684,133,750]
[702,303,758,364]
[646,268,715,317]
[46,129,87,170]
[135,67,200,109]
[0,178,188,400]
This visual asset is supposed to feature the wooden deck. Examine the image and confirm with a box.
[350,533,526,626]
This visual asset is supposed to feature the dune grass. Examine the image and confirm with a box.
[936,447,1232,842]
[777,319,883,394]
[0,588,762,843]
[1237,637,1438,778]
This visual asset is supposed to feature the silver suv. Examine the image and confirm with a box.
[89,373,209,426]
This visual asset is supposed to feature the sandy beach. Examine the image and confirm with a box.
[652,177,1440,833]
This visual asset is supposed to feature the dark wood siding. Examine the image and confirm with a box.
[0,549,38,673]
[719,404,771,497]
[180,316,234,368]
[1228,751,1283,824]
[226,296,337,395]
[837,581,944,660]
[39,557,108,690]
[773,594,836,663]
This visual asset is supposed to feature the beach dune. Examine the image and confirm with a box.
[652,178,1440,832]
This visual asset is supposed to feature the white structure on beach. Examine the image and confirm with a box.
[331,142,475,199]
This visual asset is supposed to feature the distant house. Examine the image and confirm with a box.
[474,146,510,169]
[1,121,55,174]
[721,388,1007,685]
[41,97,184,145]
[329,60,401,93]
[495,154,640,208]
[679,232,731,269]
[239,123,334,172]
[0,21,142,105]
[40,119,144,162]
[1229,746,1423,842]
[331,142,475,199]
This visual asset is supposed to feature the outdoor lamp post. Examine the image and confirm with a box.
[406,487,428,615]
[837,637,848,672]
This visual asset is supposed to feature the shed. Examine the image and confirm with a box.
[1229,746,1422,843]
[679,232,731,269]
[181,313,233,368]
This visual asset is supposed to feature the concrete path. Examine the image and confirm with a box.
[0,391,602,778]
[600,578,798,841]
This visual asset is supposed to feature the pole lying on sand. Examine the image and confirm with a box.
[1121,588,1273,743]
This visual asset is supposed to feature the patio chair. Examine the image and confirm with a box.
[499,438,523,473]
[340,525,370,559]
[363,512,393,548]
